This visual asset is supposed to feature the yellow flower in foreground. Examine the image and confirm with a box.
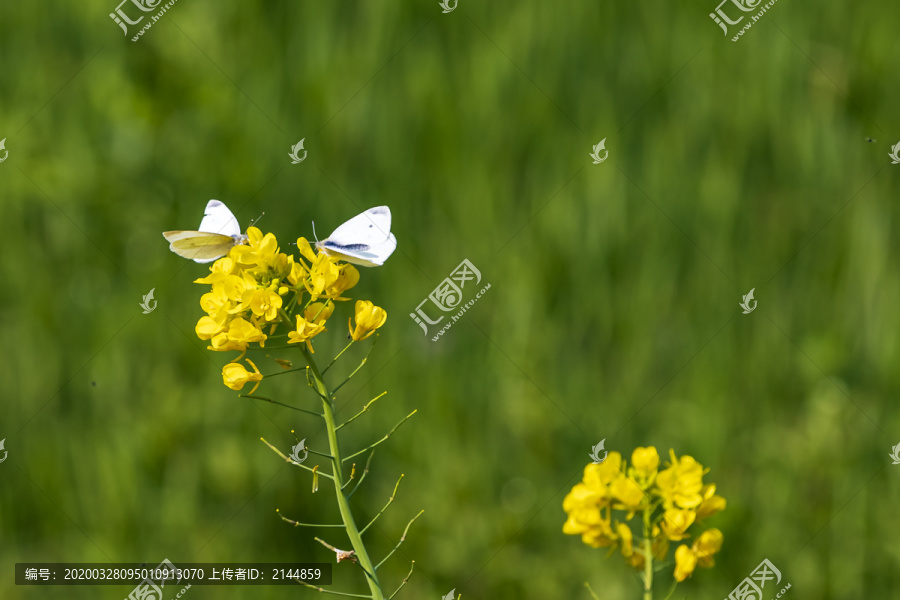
[673,544,698,582]
[632,446,660,480]
[562,454,623,548]
[696,484,727,521]
[578,517,618,549]
[222,359,263,393]
[248,288,283,322]
[562,445,725,587]
[288,302,334,351]
[692,528,723,568]
[610,475,644,513]
[326,263,360,299]
[583,452,623,494]
[209,317,267,351]
[196,315,225,340]
[295,237,317,263]
[231,227,279,267]
[194,256,237,284]
[660,508,695,541]
[349,300,387,341]
[655,449,705,509]
[306,254,341,300]
[672,528,722,582]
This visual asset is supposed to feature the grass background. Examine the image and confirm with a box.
[2,0,900,598]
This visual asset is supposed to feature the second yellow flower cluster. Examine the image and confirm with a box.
[563,447,725,582]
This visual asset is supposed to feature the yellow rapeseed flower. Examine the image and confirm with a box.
[692,528,723,568]
[660,508,696,541]
[194,256,237,285]
[671,528,722,582]
[296,242,343,301]
[222,359,263,393]
[673,544,697,582]
[631,446,660,481]
[295,237,317,263]
[655,449,706,509]
[325,263,360,299]
[200,288,231,321]
[248,288,283,322]
[610,475,644,514]
[349,300,387,341]
[288,302,334,351]
[583,451,623,494]
[195,315,225,340]
[562,454,624,547]
[231,227,279,267]
[190,227,390,390]
[696,484,727,521]
[209,317,267,352]
[563,445,725,593]
[577,515,618,549]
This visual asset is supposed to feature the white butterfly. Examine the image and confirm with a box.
[315,206,397,267]
[162,200,248,263]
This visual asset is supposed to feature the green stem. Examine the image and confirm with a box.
[643,506,653,600]
[662,581,678,600]
[324,341,355,374]
[301,346,385,600]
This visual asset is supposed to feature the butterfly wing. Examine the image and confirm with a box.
[162,231,237,263]
[321,234,397,267]
[326,206,392,244]
[198,199,241,237]
[319,206,396,267]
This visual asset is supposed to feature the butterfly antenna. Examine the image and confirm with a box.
[311,221,319,244]
[248,212,265,228]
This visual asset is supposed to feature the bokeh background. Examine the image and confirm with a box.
[2,0,900,598]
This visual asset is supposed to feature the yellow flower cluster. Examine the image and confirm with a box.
[563,447,725,582]
[191,227,387,392]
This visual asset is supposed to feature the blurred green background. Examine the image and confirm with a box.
[2,0,900,598]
